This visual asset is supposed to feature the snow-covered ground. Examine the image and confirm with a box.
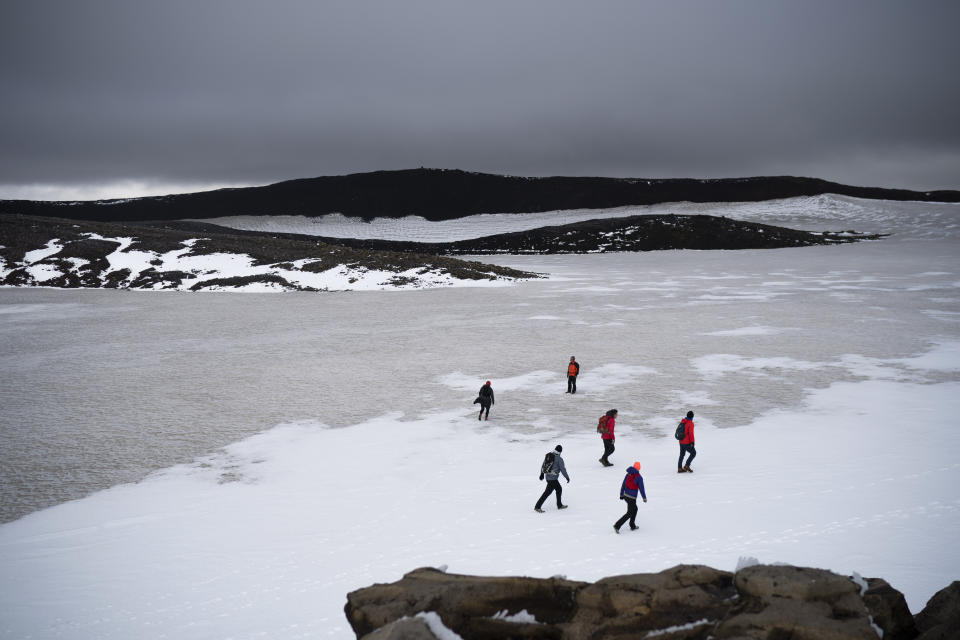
[1,196,959,639]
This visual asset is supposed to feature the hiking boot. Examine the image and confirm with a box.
[558,504,568,510]
[677,468,686,473]
[683,465,693,473]
[534,508,545,513]
[602,461,614,467]
[484,416,489,421]
[629,525,639,531]
[613,525,620,534]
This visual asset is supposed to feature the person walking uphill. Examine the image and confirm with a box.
[614,462,647,533]
[566,356,580,394]
[534,445,570,512]
[597,409,617,466]
[475,380,495,421]
[677,410,696,473]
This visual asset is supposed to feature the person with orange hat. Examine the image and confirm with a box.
[613,461,647,533]
[475,380,495,421]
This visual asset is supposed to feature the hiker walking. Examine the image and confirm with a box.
[476,380,495,421]
[677,411,696,473]
[566,356,580,394]
[597,409,617,466]
[534,445,570,512]
[613,462,647,533]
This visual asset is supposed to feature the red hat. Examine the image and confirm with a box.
[633,462,642,470]
[485,380,491,385]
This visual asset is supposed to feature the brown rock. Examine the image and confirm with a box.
[566,565,735,639]
[862,577,918,640]
[344,567,586,638]
[915,581,960,640]
[717,565,881,640]
[344,564,950,640]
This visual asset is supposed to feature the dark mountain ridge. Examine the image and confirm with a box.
[2,169,957,223]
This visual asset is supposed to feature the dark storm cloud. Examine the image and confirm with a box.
[1,0,958,198]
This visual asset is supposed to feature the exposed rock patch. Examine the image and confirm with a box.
[913,581,960,640]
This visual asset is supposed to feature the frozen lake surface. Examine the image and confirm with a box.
[1,196,959,638]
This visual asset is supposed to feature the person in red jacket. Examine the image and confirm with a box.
[677,410,696,473]
[598,409,617,467]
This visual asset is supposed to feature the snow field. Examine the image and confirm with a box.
[1,195,958,639]
[1,347,958,639]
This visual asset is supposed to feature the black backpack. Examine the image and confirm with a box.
[674,421,686,440]
[540,452,556,476]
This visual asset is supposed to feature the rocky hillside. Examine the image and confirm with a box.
[345,564,959,640]
[0,215,537,292]
[1,169,957,223]
[0,211,883,291]
[258,214,885,255]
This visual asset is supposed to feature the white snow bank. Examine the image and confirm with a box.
[1,367,958,639]
[415,612,463,639]
[491,609,540,623]
[22,239,62,264]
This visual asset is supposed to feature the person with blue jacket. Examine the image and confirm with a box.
[534,445,570,512]
[613,462,647,533]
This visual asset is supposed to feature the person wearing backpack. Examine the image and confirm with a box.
[566,356,580,394]
[613,461,647,533]
[677,410,696,473]
[597,409,617,467]
[534,445,570,512]
[476,380,495,421]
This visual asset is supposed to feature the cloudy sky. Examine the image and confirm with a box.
[1,1,958,200]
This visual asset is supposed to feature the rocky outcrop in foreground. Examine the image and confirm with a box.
[344,564,960,640]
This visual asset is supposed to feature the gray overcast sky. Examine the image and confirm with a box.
[1,1,958,200]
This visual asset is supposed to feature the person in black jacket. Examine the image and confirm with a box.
[535,444,570,512]
[476,380,495,420]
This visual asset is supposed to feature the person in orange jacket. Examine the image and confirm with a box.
[677,411,696,473]
[566,356,580,394]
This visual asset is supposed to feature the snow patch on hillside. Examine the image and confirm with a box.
[3,233,518,292]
